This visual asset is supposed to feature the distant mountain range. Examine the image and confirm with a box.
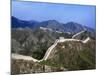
[11,16,95,36]
[11,16,39,29]
[11,16,96,74]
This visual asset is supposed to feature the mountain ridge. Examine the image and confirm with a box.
[11,16,95,34]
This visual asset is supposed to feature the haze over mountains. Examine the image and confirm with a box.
[12,1,96,29]
[11,16,96,60]
[12,16,95,35]
[11,1,96,74]
[11,16,96,74]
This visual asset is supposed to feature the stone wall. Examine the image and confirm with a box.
[11,59,64,75]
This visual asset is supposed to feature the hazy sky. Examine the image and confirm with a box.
[12,1,96,29]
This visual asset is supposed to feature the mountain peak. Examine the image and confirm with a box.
[12,16,95,37]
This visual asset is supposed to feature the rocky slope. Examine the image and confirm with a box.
[46,39,95,70]
[11,16,96,74]
[11,38,95,74]
[12,27,72,60]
